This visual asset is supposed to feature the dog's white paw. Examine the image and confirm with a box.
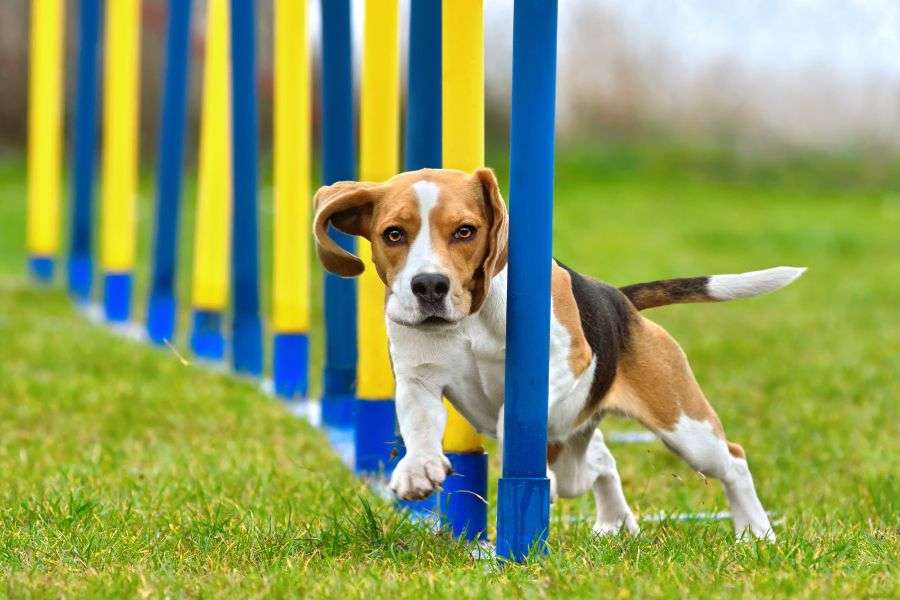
[389,453,451,500]
[735,525,776,543]
[592,513,640,537]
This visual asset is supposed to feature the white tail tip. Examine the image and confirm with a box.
[707,266,806,301]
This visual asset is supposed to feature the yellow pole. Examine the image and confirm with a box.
[100,0,141,320]
[189,0,231,359]
[192,0,232,314]
[271,0,311,398]
[441,0,485,455]
[27,0,66,280]
[358,0,399,402]
[355,0,399,473]
[273,0,310,335]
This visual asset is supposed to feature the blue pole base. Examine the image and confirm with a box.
[321,393,355,431]
[232,314,263,377]
[495,476,551,562]
[190,309,225,361]
[441,452,489,540]
[103,272,132,323]
[146,294,177,346]
[321,366,356,430]
[28,255,54,284]
[354,399,399,476]
[67,254,92,302]
[273,332,309,399]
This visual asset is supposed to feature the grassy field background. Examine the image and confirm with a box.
[0,146,897,597]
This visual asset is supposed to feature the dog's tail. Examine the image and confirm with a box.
[620,266,806,311]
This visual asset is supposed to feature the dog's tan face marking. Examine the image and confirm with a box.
[313,168,508,326]
[551,262,593,375]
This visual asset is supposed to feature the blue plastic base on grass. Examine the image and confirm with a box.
[146,294,176,346]
[103,272,132,323]
[232,314,263,377]
[321,366,356,430]
[495,476,551,561]
[354,399,399,476]
[441,452,489,540]
[273,333,309,399]
[67,254,92,302]
[190,309,225,361]
[29,256,54,284]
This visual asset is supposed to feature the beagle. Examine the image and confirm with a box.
[313,168,804,541]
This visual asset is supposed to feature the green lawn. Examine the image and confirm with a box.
[0,148,897,598]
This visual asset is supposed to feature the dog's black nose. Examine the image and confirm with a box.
[411,273,450,304]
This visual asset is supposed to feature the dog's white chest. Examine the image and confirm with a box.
[387,276,597,441]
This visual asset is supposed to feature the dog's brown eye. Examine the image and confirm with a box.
[383,227,405,245]
[453,225,476,241]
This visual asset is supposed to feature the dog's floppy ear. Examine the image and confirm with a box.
[313,180,382,277]
[470,168,509,311]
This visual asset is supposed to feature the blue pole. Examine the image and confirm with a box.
[319,0,357,432]
[405,0,441,172]
[229,0,263,376]
[68,0,102,303]
[147,0,192,345]
[496,0,557,562]
[397,0,442,517]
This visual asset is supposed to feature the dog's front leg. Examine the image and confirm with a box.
[389,376,451,501]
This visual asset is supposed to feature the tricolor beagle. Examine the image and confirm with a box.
[313,168,804,541]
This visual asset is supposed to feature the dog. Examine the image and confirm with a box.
[313,167,804,541]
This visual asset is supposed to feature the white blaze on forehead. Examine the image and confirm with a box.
[402,180,442,277]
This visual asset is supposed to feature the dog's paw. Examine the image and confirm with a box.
[592,513,640,537]
[389,453,451,500]
[735,525,776,543]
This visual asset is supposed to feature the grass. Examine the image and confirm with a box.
[0,145,898,597]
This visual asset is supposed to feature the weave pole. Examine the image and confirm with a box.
[147,0,193,345]
[496,0,558,562]
[355,0,400,475]
[319,0,358,433]
[27,0,66,282]
[398,0,442,517]
[68,0,101,302]
[272,0,311,400]
[190,0,231,361]
[100,0,141,322]
[439,0,489,540]
[229,0,263,377]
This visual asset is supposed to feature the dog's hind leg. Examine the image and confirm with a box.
[550,425,639,536]
[607,317,775,541]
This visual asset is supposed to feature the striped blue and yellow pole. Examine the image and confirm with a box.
[399,0,442,516]
[147,0,193,344]
[440,0,488,541]
[68,0,101,302]
[190,0,231,361]
[496,0,558,562]
[27,0,66,282]
[272,0,311,400]
[229,0,263,376]
[319,0,358,436]
[355,0,400,475]
[100,0,142,322]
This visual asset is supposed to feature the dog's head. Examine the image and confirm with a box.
[313,168,508,327]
